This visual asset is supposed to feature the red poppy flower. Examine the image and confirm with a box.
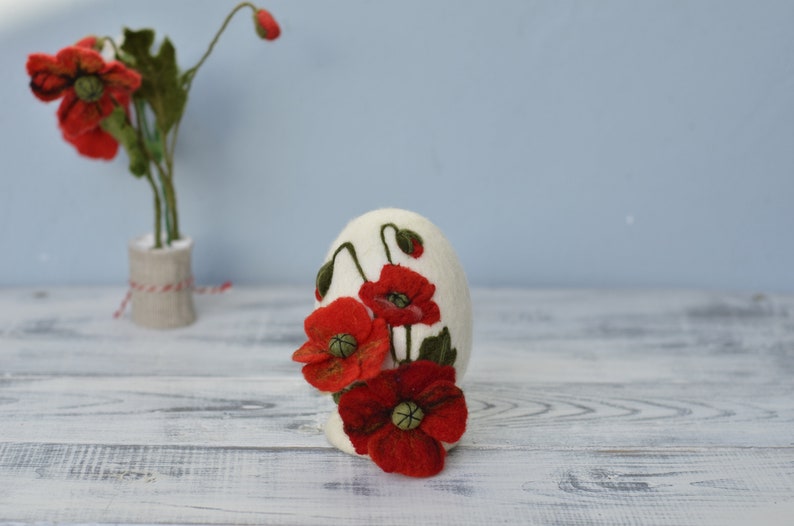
[27,45,141,138]
[62,124,120,160]
[338,360,467,477]
[74,35,101,51]
[293,297,390,392]
[60,88,132,160]
[359,265,440,327]
[254,9,281,40]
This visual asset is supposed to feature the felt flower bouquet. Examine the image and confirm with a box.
[293,222,469,478]
[26,3,281,249]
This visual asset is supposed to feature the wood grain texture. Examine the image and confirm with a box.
[1,378,792,448]
[1,287,793,525]
[1,443,792,525]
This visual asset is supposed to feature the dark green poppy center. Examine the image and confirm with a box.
[74,75,104,102]
[391,401,424,430]
[387,291,411,309]
[328,333,357,358]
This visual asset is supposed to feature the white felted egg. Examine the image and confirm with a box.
[312,208,472,455]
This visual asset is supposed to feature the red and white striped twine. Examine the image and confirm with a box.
[113,278,232,319]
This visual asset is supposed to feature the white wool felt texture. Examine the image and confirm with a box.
[316,208,473,456]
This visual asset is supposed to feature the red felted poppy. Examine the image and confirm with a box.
[74,35,100,50]
[293,297,390,392]
[254,9,281,40]
[27,45,141,137]
[62,125,119,160]
[338,360,467,477]
[60,90,132,160]
[359,265,440,327]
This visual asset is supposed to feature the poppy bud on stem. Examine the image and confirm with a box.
[254,9,281,40]
[183,2,280,89]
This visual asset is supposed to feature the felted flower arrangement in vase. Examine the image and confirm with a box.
[26,3,280,329]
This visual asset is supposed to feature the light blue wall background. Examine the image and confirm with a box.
[1,0,793,291]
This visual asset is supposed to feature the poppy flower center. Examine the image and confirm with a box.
[387,291,411,309]
[328,333,357,358]
[391,401,424,430]
[74,75,104,102]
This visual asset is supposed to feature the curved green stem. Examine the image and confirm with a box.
[380,223,398,264]
[159,2,257,222]
[332,242,368,283]
[103,36,121,57]
[181,2,258,89]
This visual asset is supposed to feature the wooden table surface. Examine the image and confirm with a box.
[1,287,793,525]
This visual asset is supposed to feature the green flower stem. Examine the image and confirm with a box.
[102,36,123,60]
[135,99,154,147]
[164,175,179,241]
[332,242,368,283]
[161,127,177,228]
[405,325,412,362]
[158,172,173,243]
[144,171,163,249]
[159,126,180,241]
[161,106,179,209]
[380,223,398,264]
[181,1,258,90]
[152,160,179,243]
[164,114,181,178]
[132,100,165,247]
[389,326,397,363]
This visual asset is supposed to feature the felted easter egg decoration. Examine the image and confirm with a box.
[291,208,472,477]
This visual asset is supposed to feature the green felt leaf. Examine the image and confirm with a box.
[417,327,457,367]
[332,382,361,405]
[121,28,188,135]
[101,106,147,176]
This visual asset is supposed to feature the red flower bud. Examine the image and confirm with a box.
[254,9,281,41]
[396,229,424,258]
[75,36,101,51]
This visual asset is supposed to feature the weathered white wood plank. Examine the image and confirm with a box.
[1,377,792,449]
[1,288,793,384]
[1,442,792,525]
[0,287,310,378]
[471,288,794,383]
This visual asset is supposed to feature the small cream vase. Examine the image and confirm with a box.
[128,234,196,329]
